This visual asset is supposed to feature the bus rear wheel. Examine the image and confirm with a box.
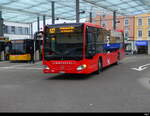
[95,59,102,74]
[115,53,120,65]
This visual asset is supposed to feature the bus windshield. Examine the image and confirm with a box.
[44,26,83,60]
[11,42,26,55]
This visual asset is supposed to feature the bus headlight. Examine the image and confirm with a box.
[44,66,50,70]
[77,64,87,71]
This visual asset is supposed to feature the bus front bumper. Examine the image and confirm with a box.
[43,64,93,74]
[43,68,91,74]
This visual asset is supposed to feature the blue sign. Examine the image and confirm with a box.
[104,43,122,50]
[135,41,148,46]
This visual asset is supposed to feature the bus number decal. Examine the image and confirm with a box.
[49,28,56,34]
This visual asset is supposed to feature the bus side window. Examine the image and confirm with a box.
[96,28,104,53]
[86,27,96,58]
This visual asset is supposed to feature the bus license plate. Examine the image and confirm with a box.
[59,71,65,74]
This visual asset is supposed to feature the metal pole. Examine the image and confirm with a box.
[89,12,92,23]
[37,16,40,32]
[43,15,46,27]
[52,1,55,24]
[35,16,40,63]
[0,10,4,36]
[113,10,116,30]
[0,11,2,18]
[100,15,101,26]
[76,0,80,23]
[33,32,37,63]
[30,23,33,39]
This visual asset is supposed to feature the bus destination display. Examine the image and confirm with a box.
[49,26,81,34]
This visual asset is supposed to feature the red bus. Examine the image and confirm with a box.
[38,23,125,74]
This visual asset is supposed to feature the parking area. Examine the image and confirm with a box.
[0,55,150,112]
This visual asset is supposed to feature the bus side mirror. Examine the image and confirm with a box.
[34,31,44,40]
[88,48,96,57]
[107,51,110,54]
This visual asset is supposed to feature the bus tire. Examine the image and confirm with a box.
[115,53,120,65]
[95,59,102,74]
[118,52,120,60]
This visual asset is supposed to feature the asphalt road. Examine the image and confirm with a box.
[0,55,150,112]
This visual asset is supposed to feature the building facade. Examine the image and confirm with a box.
[4,21,31,40]
[134,13,150,54]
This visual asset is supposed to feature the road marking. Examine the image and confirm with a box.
[131,63,150,71]
[0,61,9,63]
[9,64,32,67]
[0,67,43,70]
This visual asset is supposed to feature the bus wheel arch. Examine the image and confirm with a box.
[118,52,120,60]
[95,57,103,74]
[115,52,120,65]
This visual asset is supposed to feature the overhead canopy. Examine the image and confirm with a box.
[84,0,150,15]
[0,0,150,24]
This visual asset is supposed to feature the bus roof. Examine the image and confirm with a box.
[84,22,102,28]
[46,23,83,28]
[46,22,123,32]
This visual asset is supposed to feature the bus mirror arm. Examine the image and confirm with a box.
[107,51,110,54]
[88,50,96,57]
[34,31,44,40]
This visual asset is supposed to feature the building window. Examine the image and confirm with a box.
[148,17,150,26]
[138,30,142,38]
[148,30,150,38]
[138,18,142,26]
[124,30,129,38]
[124,19,129,26]
[101,21,107,27]
[4,25,8,34]
[124,26,128,30]
[18,27,23,35]
[25,27,29,35]
[11,26,15,34]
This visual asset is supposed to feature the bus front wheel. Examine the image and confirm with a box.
[95,59,102,74]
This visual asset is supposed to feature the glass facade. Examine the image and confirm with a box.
[4,25,30,35]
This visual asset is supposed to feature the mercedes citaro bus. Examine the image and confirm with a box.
[36,23,125,74]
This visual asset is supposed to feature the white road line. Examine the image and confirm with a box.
[0,61,9,63]
[131,63,150,71]
[35,62,42,64]
[10,62,42,67]
[0,67,43,70]
[10,64,34,67]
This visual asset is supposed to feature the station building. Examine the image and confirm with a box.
[0,20,32,61]
[3,21,31,40]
